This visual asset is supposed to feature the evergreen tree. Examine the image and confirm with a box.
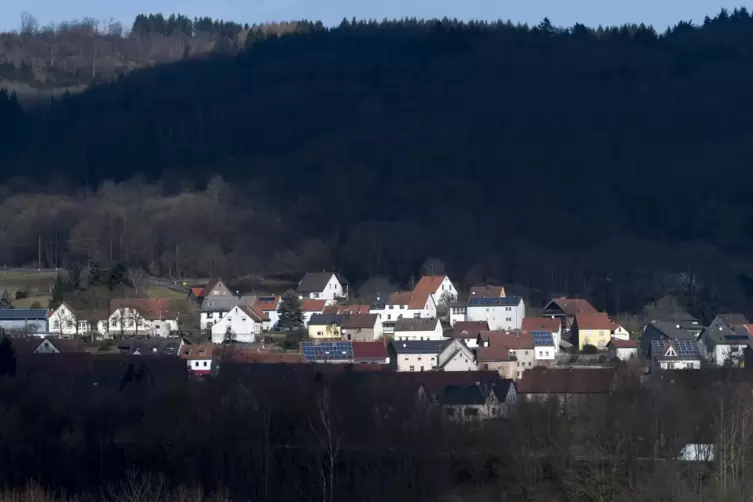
[49,273,64,309]
[278,289,304,330]
[0,337,16,378]
[224,325,235,343]
[0,290,12,308]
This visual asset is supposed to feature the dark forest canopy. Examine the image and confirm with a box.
[2,11,753,317]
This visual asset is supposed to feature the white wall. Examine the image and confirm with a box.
[201,310,228,330]
[614,347,637,361]
[396,353,438,372]
[49,305,79,336]
[534,346,555,362]
[394,323,444,341]
[449,307,466,326]
[611,326,630,341]
[188,359,213,372]
[210,306,260,344]
[466,302,525,331]
[440,350,478,371]
[303,275,344,302]
[659,360,701,370]
[109,308,177,337]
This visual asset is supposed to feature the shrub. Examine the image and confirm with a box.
[29,301,42,309]
[14,290,28,300]
[582,344,598,355]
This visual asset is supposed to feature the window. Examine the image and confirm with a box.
[203,361,208,367]
[538,351,542,357]
[506,307,511,311]
[387,314,391,320]
[417,357,422,360]
[420,366,424,372]
[506,317,512,322]
[464,408,479,417]
[525,351,529,355]
[409,366,415,371]
[53,321,59,330]
[313,293,319,298]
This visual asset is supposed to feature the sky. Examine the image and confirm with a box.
[0,0,740,33]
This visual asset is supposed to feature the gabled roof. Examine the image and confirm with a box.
[522,317,561,333]
[297,272,336,294]
[220,348,304,364]
[651,339,701,361]
[201,294,255,312]
[452,321,489,339]
[180,344,214,361]
[476,330,534,362]
[323,304,370,315]
[413,276,449,295]
[237,305,266,323]
[388,291,431,310]
[308,313,343,326]
[301,299,327,312]
[575,312,613,331]
[341,314,379,329]
[352,341,388,360]
[646,321,696,340]
[394,317,439,332]
[469,285,506,299]
[608,339,639,349]
[44,337,87,354]
[129,339,181,356]
[517,367,615,394]
[199,279,225,298]
[467,297,522,307]
[110,298,177,321]
[544,297,598,316]
[439,380,515,405]
[190,287,204,297]
[700,324,752,349]
[390,340,450,355]
[717,313,750,327]
[253,296,280,312]
[410,371,502,395]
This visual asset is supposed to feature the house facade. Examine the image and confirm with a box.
[440,381,517,420]
[200,294,256,330]
[383,291,437,324]
[393,317,444,341]
[253,296,280,330]
[608,339,639,361]
[448,303,467,326]
[49,303,108,337]
[572,312,613,351]
[466,297,525,331]
[307,314,344,340]
[540,297,598,331]
[301,299,328,325]
[341,314,382,341]
[180,344,215,376]
[297,272,347,303]
[108,299,178,338]
[451,321,489,348]
[477,330,535,380]
[698,325,752,367]
[390,340,450,372]
[437,339,478,371]
[522,317,563,352]
[413,275,458,307]
[210,305,264,344]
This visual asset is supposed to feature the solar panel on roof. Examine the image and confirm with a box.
[301,341,354,361]
[0,309,47,320]
[532,332,554,346]
[468,297,521,307]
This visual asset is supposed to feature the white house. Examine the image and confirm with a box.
[180,344,214,376]
[466,297,525,331]
[383,291,437,323]
[200,294,256,330]
[390,340,450,372]
[698,325,752,367]
[297,272,347,304]
[532,332,556,366]
[522,317,563,352]
[253,296,280,331]
[48,303,109,337]
[393,317,444,341]
[414,275,458,308]
[109,299,179,338]
[451,321,489,349]
[611,323,631,341]
[608,339,639,361]
[449,304,467,326]
[437,339,478,371]
[210,305,264,344]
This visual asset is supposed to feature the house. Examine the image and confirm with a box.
[466,297,525,331]
[413,275,458,307]
[352,341,390,364]
[297,272,347,303]
[0,309,48,334]
[572,312,614,351]
[451,321,489,348]
[710,313,750,330]
[393,317,444,341]
[641,321,697,358]
[516,367,617,407]
[253,296,280,331]
[198,279,232,300]
[301,299,328,325]
[650,339,702,371]
[469,285,506,299]
[540,297,598,331]
[440,380,517,420]
[522,317,563,351]
[437,339,478,371]
[200,294,256,330]
[477,330,535,380]
[210,305,265,344]
[382,291,437,331]
[307,314,343,340]
[611,322,631,341]
[323,304,370,315]
[448,302,467,326]
[698,324,752,367]
[26,337,86,354]
[390,340,451,372]
[109,299,179,337]
[48,303,108,337]
[531,331,556,366]
[180,344,215,376]
[341,314,383,341]
[649,312,704,337]
[123,339,185,356]
[608,339,639,361]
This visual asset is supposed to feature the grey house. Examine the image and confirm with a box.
[641,321,696,358]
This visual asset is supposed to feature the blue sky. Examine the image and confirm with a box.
[0,0,740,33]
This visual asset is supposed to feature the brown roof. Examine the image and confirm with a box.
[352,341,388,360]
[110,298,177,321]
[323,304,370,315]
[522,317,561,332]
[237,305,265,322]
[180,344,214,361]
[475,344,511,362]
[301,299,327,312]
[253,296,280,312]
[550,297,598,316]
[469,285,505,298]
[190,287,203,297]
[413,276,447,295]
[609,339,638,349]
[452,321,489,339]
[223,349,304,364]
[516,367,615,394]
[575,312,612,330]
[388,291,430,309]
[199,279,222,297]
[475,330,533,362]
[394,317,439,332]
[341,314,379,329]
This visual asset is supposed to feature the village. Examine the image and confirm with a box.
[0,270,750,421]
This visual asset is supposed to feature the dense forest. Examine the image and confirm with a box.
[2,11,753,317]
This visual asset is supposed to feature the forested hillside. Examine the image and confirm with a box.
[2,11,753,317]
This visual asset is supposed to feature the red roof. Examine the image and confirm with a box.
[413,276,447,295]
[550,297,598,316]
[180,344,214,361]
[352,341,388,360]
[522,317,561,332]
[301,299,327,312]
[253,296,280,312]
[609,339,638,349]
[190,287,203,297]
[238,305,265,322]
[222,349,304,364]
[110,298,177,320]
[452,321,489,339]
[575,312,613,330]
[388,291,430,309]
[323,304,370,315]
[199,279,222,297]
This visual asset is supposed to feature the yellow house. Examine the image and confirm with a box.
[307,314,343,340]
[573,312,613,351]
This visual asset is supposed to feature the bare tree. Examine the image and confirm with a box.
[309,385,341,502]
[20,13,38,35]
